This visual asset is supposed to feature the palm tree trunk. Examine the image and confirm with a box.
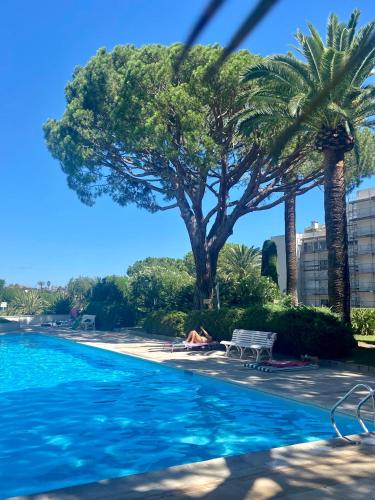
[284,194,298,305]
[323,149,351,323]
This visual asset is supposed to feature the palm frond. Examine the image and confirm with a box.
[302,35,324,82]
[288,93,306,117]
[347,9,361,46]
[243,60,305,89]
[307,22,325,52]
[271,54,313,87]
[327,13,339,47]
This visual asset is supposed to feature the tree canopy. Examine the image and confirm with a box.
[44,44,323,307]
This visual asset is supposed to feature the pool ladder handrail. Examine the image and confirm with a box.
[331,383,375,442]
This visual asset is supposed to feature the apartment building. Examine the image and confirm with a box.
[348,188,375,308]
[272,187,375,308]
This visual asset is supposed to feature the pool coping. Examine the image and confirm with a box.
[10,434,375,500]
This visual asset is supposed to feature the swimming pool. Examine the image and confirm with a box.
[0,333,362,497]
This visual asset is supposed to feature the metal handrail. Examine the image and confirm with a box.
[330,384,375,441]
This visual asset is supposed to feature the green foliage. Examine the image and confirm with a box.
[127,257,186,276]
[67,276,97,308]
[200,305,354,357]
[242,10,375,164]
[239,305,355,358]
[51,296,72,314]
[129,264,194,313]
[345,130,375,192]
[182,252,196,277]
[143,311,187,338]
[218,243,261,281]
[261,240,278,285]
[185,308,245,341]
[351,308,375,336]
[146,305,355,358]
[85,276,136,330]
[219,275,280,307]
[0,286,20,304]
[11,290,48,315]
[44,44,259,210]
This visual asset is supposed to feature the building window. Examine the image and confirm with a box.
[319,241,326,251]
[320,299,329,306]
[319,260,328,270]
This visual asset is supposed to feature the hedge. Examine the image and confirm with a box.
[144,305,356,358]
[351,308,375,336]
[85,301,136,331]
[143,311,187,337]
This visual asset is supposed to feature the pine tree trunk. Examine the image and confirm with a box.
[323,149,351,323]
[284,194,298,305]
[192,241,219,309]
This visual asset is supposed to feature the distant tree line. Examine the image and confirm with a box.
[0,242,280,328]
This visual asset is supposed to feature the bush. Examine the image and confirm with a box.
[237,304,355,358]
[85,301,136,330]
[143,311,187,337]
[144,305,355,358]
[85,277,136,330]
[219,275,280,307]
[185,308,245,341]
[352,308,375,336]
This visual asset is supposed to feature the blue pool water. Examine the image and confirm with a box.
[0,333,363,497]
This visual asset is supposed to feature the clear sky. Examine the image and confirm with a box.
[1,0,374,287]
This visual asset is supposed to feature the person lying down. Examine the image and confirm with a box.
[185,326,213,344]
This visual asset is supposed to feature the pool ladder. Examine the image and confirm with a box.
[331,383,375,443]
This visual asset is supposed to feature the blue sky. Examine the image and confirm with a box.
[1,0,374,287]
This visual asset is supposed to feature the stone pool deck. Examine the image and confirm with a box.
[13,327,375,499]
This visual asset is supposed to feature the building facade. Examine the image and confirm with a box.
[272,188,375,308]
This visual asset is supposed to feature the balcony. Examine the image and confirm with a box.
[351,282,375,292]
[304,288,328,295]
[350,264,375,273]
[348,207,375,220]
[350,229,375,238]
[351,300,375,308]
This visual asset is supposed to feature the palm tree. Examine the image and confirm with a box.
[284,189,298,304]
[218,243,261,281]
[37,281,45,291]
[12,290,47,315]
[242,10,375,322]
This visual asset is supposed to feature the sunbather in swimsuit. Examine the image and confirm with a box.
[185,326,213,344]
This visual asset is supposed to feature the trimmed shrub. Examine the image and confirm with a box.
[185,308,245,341]
[143,305,355,358]
[85,301,136,331]
[261,240,278,285]
[143,311,187,337]
[237,304,355,358]
[352,308,375,336]
[85,277,136,331]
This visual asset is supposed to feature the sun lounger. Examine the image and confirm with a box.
[165,340,219,353]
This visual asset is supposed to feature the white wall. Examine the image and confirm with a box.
[1,314,70,326]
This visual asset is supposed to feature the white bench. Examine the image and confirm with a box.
[220,329,277,361]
